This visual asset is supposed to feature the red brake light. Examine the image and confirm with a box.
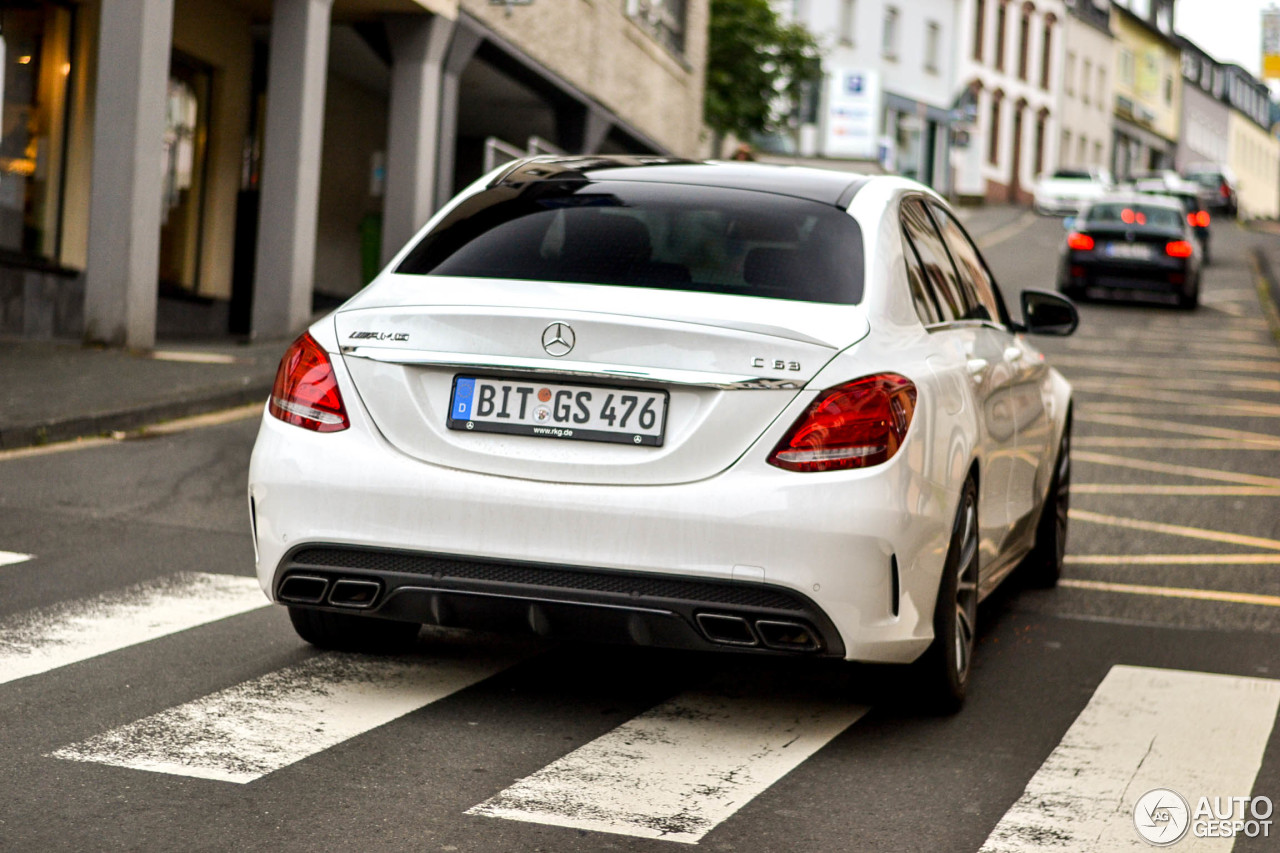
[1067,232,1095,251]
[268,332,350,432]
[1165,240,1194,258]
[1194,210,1210,227]
[768,374,917,472]
[1220,182,1230,198]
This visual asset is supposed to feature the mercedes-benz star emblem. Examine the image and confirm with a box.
[541,322,575,357]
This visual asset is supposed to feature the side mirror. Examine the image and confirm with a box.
[1062,216,1077,230]
[1021,289,1078,336]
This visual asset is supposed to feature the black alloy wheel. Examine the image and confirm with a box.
[918,478,980,713]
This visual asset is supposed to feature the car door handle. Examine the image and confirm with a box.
[966,358,989,380]
[1004,346,1023,362]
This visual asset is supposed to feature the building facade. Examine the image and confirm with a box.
[953,0,1066,204]
[1221,64,1279,220]
[780,0,961,193]
[1175,36,1232,173]
[0,0,708,345]
[1055,0,1112,173]
[1109,0,1180,178]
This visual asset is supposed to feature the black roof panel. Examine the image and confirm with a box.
[493,156,871,208]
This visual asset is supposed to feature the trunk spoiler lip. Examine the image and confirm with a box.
[338,346,808,391]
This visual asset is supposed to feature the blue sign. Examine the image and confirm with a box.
[453,378,475,420]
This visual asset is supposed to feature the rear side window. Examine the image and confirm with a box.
[930,203,1006,324]
[900,199,970,323]
[395,181,865,305]
[1084,203,1183,231]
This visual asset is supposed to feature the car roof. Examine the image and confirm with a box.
[1087,193,1184,210]
[492,155,873,208]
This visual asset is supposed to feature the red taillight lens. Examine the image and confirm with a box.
[268,333,350,432]
[1165,240,1194,258]
[1193,210,1210,227]
[1067,232,1095,251]
[1220,182,1230,198]
[768,374,917,473]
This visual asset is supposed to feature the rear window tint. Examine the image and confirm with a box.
[1084,203,1183,230]
[395,181,865,304]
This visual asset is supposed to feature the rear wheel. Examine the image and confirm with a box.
[1022,423,1071,589]
[288,606,420,653]
[917,479,979,713]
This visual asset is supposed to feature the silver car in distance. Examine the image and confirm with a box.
[248,156,1077,711]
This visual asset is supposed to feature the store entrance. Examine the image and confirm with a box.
[157,51,211,296]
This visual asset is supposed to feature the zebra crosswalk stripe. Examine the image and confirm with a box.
[0,550,32,568]
[50,646,526,784]
[0,572,268,686]
[467,690,869,844]
[980,665,1280,852]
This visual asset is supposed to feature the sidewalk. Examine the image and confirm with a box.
[0,337,287,449]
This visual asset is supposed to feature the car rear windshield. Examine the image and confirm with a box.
[1052,169,1093,180]
[1084,203,1183,230]
[395,180,865,304]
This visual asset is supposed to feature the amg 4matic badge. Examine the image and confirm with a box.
[348,331,409,342]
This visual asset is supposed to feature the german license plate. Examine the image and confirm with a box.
[448,376,668,446]
[1104,242,1151,260]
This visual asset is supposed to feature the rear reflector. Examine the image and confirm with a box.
[1067,232,1095,251]
[1165,240,1194,258]
[268,333,350,432]
[768,374,916,472]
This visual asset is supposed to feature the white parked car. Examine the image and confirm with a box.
[249,157,1077,710]
[1034,168,1113,215]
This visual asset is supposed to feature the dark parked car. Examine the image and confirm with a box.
[1132,179,1212,264]
[1057,194,1202,309]
[1183,164,1238,217]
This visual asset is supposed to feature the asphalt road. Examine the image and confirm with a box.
[0,216,1278,852]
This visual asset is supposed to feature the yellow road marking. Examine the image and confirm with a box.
[1066,554,1280,565]
[1050,355,1280,375]
[1074,485,1280,496]
[1070,377,1280,394]
[0,404,262,463]
[1083,403,1280,417]
[1072,384,1280,410]
[1074,438,1280,450]
[1069,509,1280,552]
[1060,579,1280,608]
[1070,451,1280,487]
[1076,413,1280,444]
[1064,339,1280,358]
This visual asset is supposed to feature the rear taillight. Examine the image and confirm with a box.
[768,374,917,473]
[1220,182,1230,198]
[268,332,350,432]
[1165,240,1194,258]
[1067,232,1095,251]
[1192,210,1210,227]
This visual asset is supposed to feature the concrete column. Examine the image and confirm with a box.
[83,0,175,349]
[381,15,455,266]
[251,0,333,339]
[434,26,483,211]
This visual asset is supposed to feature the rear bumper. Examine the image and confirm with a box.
[248,412,954,664]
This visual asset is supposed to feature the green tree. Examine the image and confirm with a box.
[704,0,824,157]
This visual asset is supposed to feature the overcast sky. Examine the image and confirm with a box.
[1174,0,1273,77]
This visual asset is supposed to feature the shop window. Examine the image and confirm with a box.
[158,52,212,295]
[0,3,74,263]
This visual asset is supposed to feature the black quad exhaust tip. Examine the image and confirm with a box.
[695,613,758,646]
[755,620,820,652]
[278,575,329,605]
[327,578,382,609]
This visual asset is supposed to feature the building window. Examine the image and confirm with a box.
[1097,68,1106,109]
[1039,18,1053,89]
[1034,111,1046,176]
[1061,129,1071,165]
[839,0,856,46]
[1064,51,1075,95]
[159,52,213,295]
[1093,140,1103,166]
[974,0,986,62]
[1082,59,1092,104]
[994,1,1008,72]
[989,94,1003,165]
[625,0,687,56]
[1017,6,1031,81]
[925,21,940,73]
[1120,49,1135,86]
[882,7,899,58]
[1164,74,1173,105]
[0,5,75,264]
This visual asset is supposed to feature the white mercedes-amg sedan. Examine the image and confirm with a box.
[248,157,1076,710]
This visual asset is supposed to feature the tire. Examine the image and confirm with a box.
[1021,422,1071,589]
[1177,286,1199,310]
[288,606,420,653]
[916,479,979,713]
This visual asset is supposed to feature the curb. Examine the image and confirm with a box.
[0,382,273,450]
[1248,247,1280,349]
